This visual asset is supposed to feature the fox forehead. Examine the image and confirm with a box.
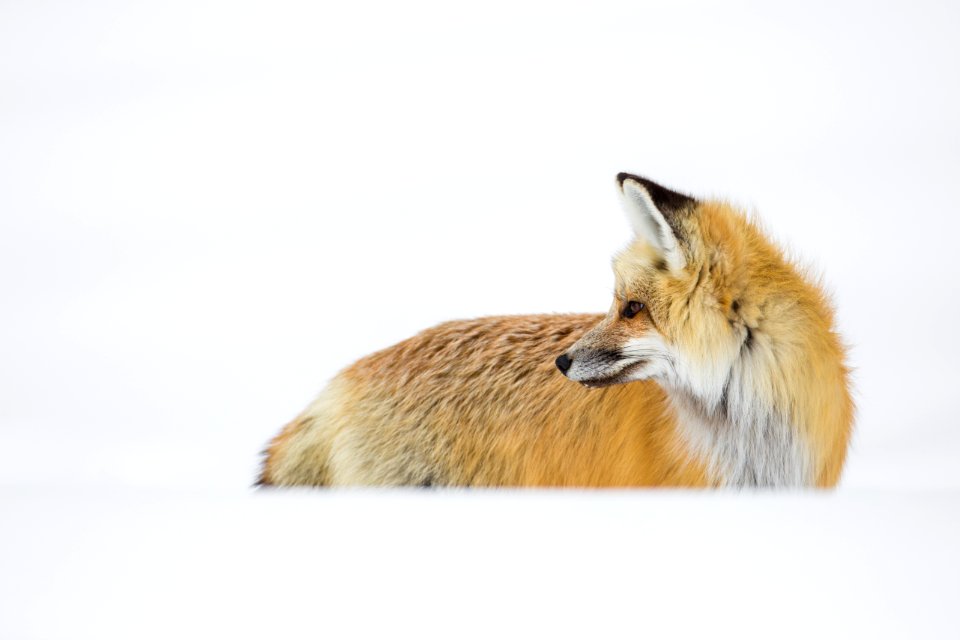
[612,241,670,298]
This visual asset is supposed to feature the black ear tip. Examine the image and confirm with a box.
[615,173,698,214]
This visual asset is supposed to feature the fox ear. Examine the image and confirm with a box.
[616,173,696,272]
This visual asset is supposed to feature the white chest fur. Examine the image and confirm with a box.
[668,390,812,488]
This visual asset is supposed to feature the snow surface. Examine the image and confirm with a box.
[2,488,959,639]
[2,0,959,637]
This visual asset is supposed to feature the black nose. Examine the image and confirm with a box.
[555,353,573,374]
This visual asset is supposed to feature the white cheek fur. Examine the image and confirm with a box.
[619,335,673,380]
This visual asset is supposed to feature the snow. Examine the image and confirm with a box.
[2,0,960,637]
[2,488,959,639]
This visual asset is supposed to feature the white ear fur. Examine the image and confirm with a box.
[619,178,686,272]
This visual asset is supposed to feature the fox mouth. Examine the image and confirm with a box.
[578,360,647,388]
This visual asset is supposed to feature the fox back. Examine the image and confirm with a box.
[259,174,853,488]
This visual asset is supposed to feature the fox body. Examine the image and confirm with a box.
[260,174,853,488]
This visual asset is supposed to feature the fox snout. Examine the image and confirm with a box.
[555,348,634,387]
[556,350,620,377]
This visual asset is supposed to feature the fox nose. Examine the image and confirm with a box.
[555,353,573,375]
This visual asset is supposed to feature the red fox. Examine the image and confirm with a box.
[259,174,853,488]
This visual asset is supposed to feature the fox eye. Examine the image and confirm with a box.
[622,300,645,319]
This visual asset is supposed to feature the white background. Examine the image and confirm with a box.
[2,1,959,638]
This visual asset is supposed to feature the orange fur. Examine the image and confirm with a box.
[262,315,710,487]
[259,176,853,488]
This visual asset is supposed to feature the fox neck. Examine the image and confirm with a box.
[661,358,814,488]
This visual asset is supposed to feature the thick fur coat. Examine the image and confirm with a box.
[259,174,853,488]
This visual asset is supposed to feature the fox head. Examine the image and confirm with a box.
[555,173,853,485]
[556,173,769,408]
